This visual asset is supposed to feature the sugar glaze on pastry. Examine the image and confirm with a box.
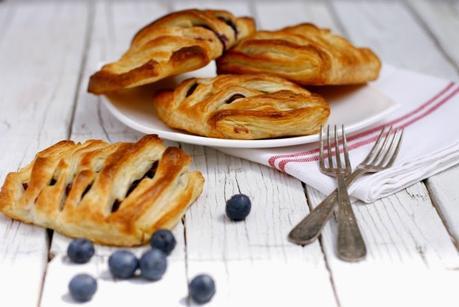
[88,9,255,94]
[153,74,330,139]
[0,135,204,246]
[217,23,381,86]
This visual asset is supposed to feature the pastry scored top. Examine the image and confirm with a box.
[153,74,330,139]
[217,23,381,86]
[88,9,256,94]
[0,135,204,246]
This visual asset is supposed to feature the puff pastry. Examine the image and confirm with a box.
[153,74,330,139]
[217,23,381,85]
[88,9,256,94]
[0,135,204,246]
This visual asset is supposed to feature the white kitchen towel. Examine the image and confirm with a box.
[219,65,459,203]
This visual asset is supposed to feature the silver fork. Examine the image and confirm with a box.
[320,125,366,261]
[288,126,404,252]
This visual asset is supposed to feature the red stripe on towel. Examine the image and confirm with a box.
[277,86,459,172]
[268,82,455,169]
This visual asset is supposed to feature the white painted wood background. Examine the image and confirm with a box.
[1,0,459,306]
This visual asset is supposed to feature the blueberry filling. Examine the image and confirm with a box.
[126,161,158,198]
[81,183,92,198]
[111,199,121,213]
[225,94,245,104]
[217,16,238,38]
[185,83,198,97]
[145,161,158,178]
[65,184,72,195]
[196,24,228,50]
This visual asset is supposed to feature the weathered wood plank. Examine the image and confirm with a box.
[406,0,459,248]
[40,254,188,307]
[41,1,187,306]
[305,1,459,306]
[307,187,459,307]
[405,0,459,74]
[0,1,89,306]
[173,1,338,306]
[181,144,338,307]
[331,0,458,81]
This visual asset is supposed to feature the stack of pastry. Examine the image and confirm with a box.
[0,9,381,246]
[88,9,381,139]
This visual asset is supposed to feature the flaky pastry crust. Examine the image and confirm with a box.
[153,74,330,139]
[217,23,381,85]
[88,9,256,94]
[0,135,204,246]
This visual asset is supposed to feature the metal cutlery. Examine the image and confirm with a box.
[288,126,404,255]
[318,125,366,261]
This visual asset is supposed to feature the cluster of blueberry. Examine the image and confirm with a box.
[66,193,251,304]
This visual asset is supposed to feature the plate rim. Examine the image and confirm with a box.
[101,87,399,149]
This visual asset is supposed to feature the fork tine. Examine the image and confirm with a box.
[327,125,333,168]
[342,125,351,170]
[373,127,395,165]
[362,126,388,164]
[319,125,325,171]
[378,128,398,167]
[383,129,404,168]
[371,126,393,164]
[334,125,342,169]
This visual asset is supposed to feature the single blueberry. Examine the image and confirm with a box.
[225,194,251,221]
[67,238,95,264]
[68,273,97,303]
[150,229,176,255]
[189,274,216,304]
[108,250,138,279]
[139,249,167,281]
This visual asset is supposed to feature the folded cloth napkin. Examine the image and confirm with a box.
[219,65,459,203]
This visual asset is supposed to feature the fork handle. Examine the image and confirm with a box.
[336,173,367,262]
[288,169,365,245]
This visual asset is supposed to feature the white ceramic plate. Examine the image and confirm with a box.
[101,63,398,148]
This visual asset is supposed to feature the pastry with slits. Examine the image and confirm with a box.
[88,9,256,94]
[216,23,381,85]
[0,135,204,246]
[152,74,330,139]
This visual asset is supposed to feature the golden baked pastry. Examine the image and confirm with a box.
[153,74,330,139]
[217,23,381,85]
[88,9,256,94]
[0,135,204,246]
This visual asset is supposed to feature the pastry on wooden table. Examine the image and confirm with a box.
[88,9,256,94]
[216,23,381,86]
[0,135,204,246]
[152,74,330,139]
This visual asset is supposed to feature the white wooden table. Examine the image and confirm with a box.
[1,0,459,306]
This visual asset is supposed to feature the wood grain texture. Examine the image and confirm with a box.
[0,1,457,307]
[0,1,89,306]
[175,1,338,306]
[307,187,459,307]
[406,0,459,74]
[406,0,459,248]
[331,0,458,81]
[311,1,459,306]
[40,1,189,306]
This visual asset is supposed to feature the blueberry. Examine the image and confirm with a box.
[67,238,95,264]
[68,273,97,303]
[139,249,167,281]
[225,194,251,221]
[150,229,176,255]
[108,250,138,279]
[189,274,216,304]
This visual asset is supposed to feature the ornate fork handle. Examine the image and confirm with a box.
[336,171,367,261]
[288,169,365,245]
